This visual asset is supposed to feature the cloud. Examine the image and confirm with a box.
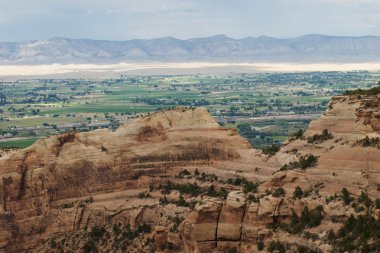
[0,0,379,41]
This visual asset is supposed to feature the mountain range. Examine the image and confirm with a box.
[1,34,380,64]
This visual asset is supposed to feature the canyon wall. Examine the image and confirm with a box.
[0,96,379,252]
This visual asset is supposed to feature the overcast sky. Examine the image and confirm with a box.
[1,0,380,41]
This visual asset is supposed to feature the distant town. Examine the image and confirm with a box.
[1,71,379,150]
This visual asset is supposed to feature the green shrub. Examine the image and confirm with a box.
[247,194,259,203]
[281,154,319,171]
[327,229,336,242]
[196,171,218,182]
[300,154,318,169]
[326,193,339,204]
[291,129,304,140]
[343,86,380,96]
[174,195,188,207]
[62,202,74,208]
[307,129,333,144]
[303,231,320,241]
[357,136,380,148]
[207,185,228,199]
[358,192,373,208]
[112,224,122,235]
[225,177,259,193]
[137,192,151,198]
[296,245,321,253]
[50,239,57,248]
[160,195,197,208]
[268,241,286,253]
[135,223,151,234]
[83,240,95,253]
[272,187,286,197]
[262,144,281,156]
[293,186,304,199]
[281,206,324,234]
[159,182,203,197]
[165,242,181,251]
[160,181,230,200]
[83,226,106,252]
[335,213,380,252]
[243,181,259,193]
[226,177,244,186]
[257,241,265,251]
[89,226,106,241]
[160,196,169,205]
[341,188,354,205]
[375,199,380,209]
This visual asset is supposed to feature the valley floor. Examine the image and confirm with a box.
[1,61,380,78]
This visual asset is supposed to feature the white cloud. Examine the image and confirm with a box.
[0,0,379,41]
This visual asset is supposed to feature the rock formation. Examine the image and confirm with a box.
[0,96,379,252]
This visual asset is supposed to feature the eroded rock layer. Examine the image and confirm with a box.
[0,96,379,253]
[0,107,267,252]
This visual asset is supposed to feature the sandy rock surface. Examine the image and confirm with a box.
[0,97,379,252]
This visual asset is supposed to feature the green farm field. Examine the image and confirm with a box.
[1,71,379,149]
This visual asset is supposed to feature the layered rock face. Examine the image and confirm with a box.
[179,95,380,253]
[0,107,267,252]
[0,96,379,253]
[268,95,380,198]
[181,193,296,253]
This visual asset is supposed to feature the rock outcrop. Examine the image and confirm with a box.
[269,95,380,199]
[0,95,379,253]
[0,107,267,252]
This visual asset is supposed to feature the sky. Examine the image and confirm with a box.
[0,0,380,41]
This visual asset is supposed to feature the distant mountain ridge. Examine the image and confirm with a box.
[1,34,380,64]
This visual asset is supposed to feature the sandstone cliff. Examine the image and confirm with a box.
[268,95,380,198]
[0,96,379,253]
[0,107,267,252]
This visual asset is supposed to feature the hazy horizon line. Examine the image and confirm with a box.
[3,33,380,43]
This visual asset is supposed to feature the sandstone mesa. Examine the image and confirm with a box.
[0,95,379,252]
